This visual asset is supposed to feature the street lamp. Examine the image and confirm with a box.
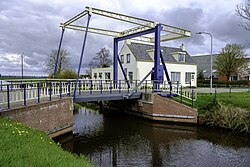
[196,32,213,94]
[21,52,24,79]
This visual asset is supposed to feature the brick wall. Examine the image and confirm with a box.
[138,93,197,123]
[0,98,73,134]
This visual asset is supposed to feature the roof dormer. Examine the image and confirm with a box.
[171,52,186,62]
[146,49,164,61]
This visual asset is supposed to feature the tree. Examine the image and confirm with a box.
[89,47,112,68]
[86,47,112,77]
[214,44,248,81]
[236,0,250,31]
[45,49,71,75]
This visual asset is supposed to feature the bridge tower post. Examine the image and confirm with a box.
[113,38,118,82]
[53,28,65,78]
[153,24,163,91]
[73,13,92,98]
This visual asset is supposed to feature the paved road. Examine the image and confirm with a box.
[193,87,250,93]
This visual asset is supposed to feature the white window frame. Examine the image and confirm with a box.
[171,72,181,83]
[126,54,130,63]
[120,55,124,64]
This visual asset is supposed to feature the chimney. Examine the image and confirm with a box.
[180,44,186,51]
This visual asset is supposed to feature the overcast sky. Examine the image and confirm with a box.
[0,0,249,76]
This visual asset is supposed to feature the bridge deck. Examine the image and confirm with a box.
[74,92,142,102]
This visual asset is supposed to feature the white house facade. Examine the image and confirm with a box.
[117,42,197,87]
[92,41,197,87]
[92,67,113,80]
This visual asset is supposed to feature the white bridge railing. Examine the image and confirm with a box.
[0,79,196,110]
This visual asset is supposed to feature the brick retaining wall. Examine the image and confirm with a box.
[0,98,73,136]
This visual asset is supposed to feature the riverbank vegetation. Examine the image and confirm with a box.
[0,117,93,167]
[195,92,250,133]
[204,104,250,133]
[173,91,250,133]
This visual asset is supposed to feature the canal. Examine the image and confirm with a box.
[55,106,250,167]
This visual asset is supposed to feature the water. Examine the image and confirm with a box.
[56,107,250,167]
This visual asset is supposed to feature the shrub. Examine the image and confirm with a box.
[198,79,249,87]
[48,69,77,79]
[204,104,250,133]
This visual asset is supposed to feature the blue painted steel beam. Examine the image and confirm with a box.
[116,28,155,42]
[154,24,162,82]
[160,51,172,92]
[114,27,156,87]
[113,38,118,81]
[73,13,91,98]
[117,56,130,88]
[53,28,65,78]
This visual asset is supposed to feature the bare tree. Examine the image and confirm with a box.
[86,47,112,77]
[90,47,112,68]
[236,0,250,31]
[45,49,71,75]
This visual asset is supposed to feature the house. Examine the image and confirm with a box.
[92,67,113,80]
[192,54,218,79]
[192,54,250,81]
[92,41,197,87]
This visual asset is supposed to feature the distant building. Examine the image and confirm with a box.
[192,55,250,81]
[192,54,218,79]
[92,41,197,87]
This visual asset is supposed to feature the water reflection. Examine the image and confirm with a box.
[56,107,250,167]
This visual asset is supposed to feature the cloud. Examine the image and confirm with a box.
[0,0,249,76]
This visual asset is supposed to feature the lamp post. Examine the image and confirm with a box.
[196,32,213,94]
[21,53,24,79]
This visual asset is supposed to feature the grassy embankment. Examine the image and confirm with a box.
[0,117,93,167]
[176,91,250,133]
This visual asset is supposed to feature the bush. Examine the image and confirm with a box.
[48,69,77,79]
[198,79,249,87]
[204,104,250,133]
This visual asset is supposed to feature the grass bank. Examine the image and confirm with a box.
[195,92,250,112]
[174,91,250,133]
[176,92,250,113]
[0,117,93,167]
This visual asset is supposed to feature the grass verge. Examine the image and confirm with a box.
[0,117,93,167]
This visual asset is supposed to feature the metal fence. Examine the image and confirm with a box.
[0,79,197,110]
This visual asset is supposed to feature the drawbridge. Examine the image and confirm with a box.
[53,6,191,98]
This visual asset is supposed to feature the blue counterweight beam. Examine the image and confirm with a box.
[73,13,91,98]
[53,28,65,78]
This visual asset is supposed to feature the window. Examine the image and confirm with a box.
[171,72,180,83]
[185,72,194,84]
[105,72,110,80]
[99,73,102,79]
[128,72,133,82]
[124,68,127,76]
[120,55,124,64]
[94,73,97,79]
[230,75,238,81]
[126,54,130,63]
[178,54,185,62]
